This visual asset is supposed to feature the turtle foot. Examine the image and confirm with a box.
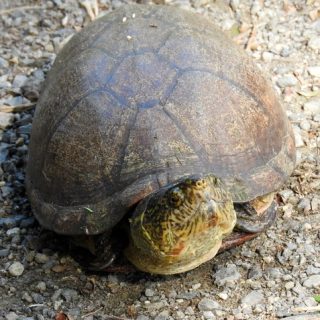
[234,198,277,233]
[219,231,259,253]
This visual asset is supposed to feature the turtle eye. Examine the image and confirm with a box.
[195,179,207,188]
[169,187,184,206]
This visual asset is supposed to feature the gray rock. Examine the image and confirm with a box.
[247,267,262,280]
[8,261,24,276]
[214,264,241,286]
[0,57,9,69]
[1,186,13,197]
[185,306,194,315]
[31,292,44,304]
[5,312,19,320]
[303,275,320,288]
[278,189,294,202]
[0,248,10,257]
[155,310,172,320]
[198,298,221,311]
[51,289,62,302]
[12,74,28,87]
[36,281,47,292]
[136,316,150,320]
[61,288,78,302]
[292,282,307,297]
[22,292,33,303]
[306,265,320,275]
[1,95,30,106]
[297,198,311,213]
[304,98,320,115]
[276,75,298,88]
[0,143,9,162]
[145,288,155,297]
[202,311,215,319]
[176,291,199,300]
[20,217,35,228]
[2,214,25,229]
[35,253,49,264]
[241,290,264,306]
[0,76,11,89]
[17,123,32,134]
[0,112,14,129]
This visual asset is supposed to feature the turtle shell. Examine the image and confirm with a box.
[26,4,296,235]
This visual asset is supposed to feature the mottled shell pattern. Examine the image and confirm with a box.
[26,5,295,235]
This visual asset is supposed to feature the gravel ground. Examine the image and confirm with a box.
[0,0,320,319]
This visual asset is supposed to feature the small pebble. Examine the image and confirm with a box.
[8,262,24,277]
[276,75,298,88]
[241,290,264,306]
[214,264,241,286]
[303,275,320,288]
[285,282,295,290]
[307,66,320,77]
[35,253,49,264]
[0,112,14,129]
[304,98,320,115]
[145,288,155,297]
[198,298,221,311]
[202,311,215,320]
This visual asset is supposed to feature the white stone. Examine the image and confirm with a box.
[0,112,14,129]
[285,281,295,290]
[299,119,311,131]
[214,264,241,286]
[303,275,320,288]
[307,66,320,77]
[8,262,24,276]
[241,290,264,306]
[203,311,215,320]
[218,292,228,300]
[293,126,304,147]
[308,37,320,50]
[5,312,19,320]
[304,98,320,115]
[198,298,221,311]
[276,75,298,88]
[6,227,20,236]
[262,51,274,62]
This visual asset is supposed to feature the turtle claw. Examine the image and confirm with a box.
[235,201,277,233]
[88,253,116,271]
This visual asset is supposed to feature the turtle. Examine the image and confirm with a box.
[26,4,296,275]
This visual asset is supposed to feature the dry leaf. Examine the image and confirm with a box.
[55,312,68,320]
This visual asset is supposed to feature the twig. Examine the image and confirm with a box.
[292,305,320,313]
[0,5,43,15]
[0,103,35,113]
[28,304,45,308]
[81,307,103,319]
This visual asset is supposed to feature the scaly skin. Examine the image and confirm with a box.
[125,175,236,274]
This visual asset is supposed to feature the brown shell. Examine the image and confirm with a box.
[26,5,296,235]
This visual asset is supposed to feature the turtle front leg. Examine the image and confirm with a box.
[234,193,277,233]
[87,232,118,271]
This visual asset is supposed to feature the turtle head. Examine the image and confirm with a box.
[124,174,236,274]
